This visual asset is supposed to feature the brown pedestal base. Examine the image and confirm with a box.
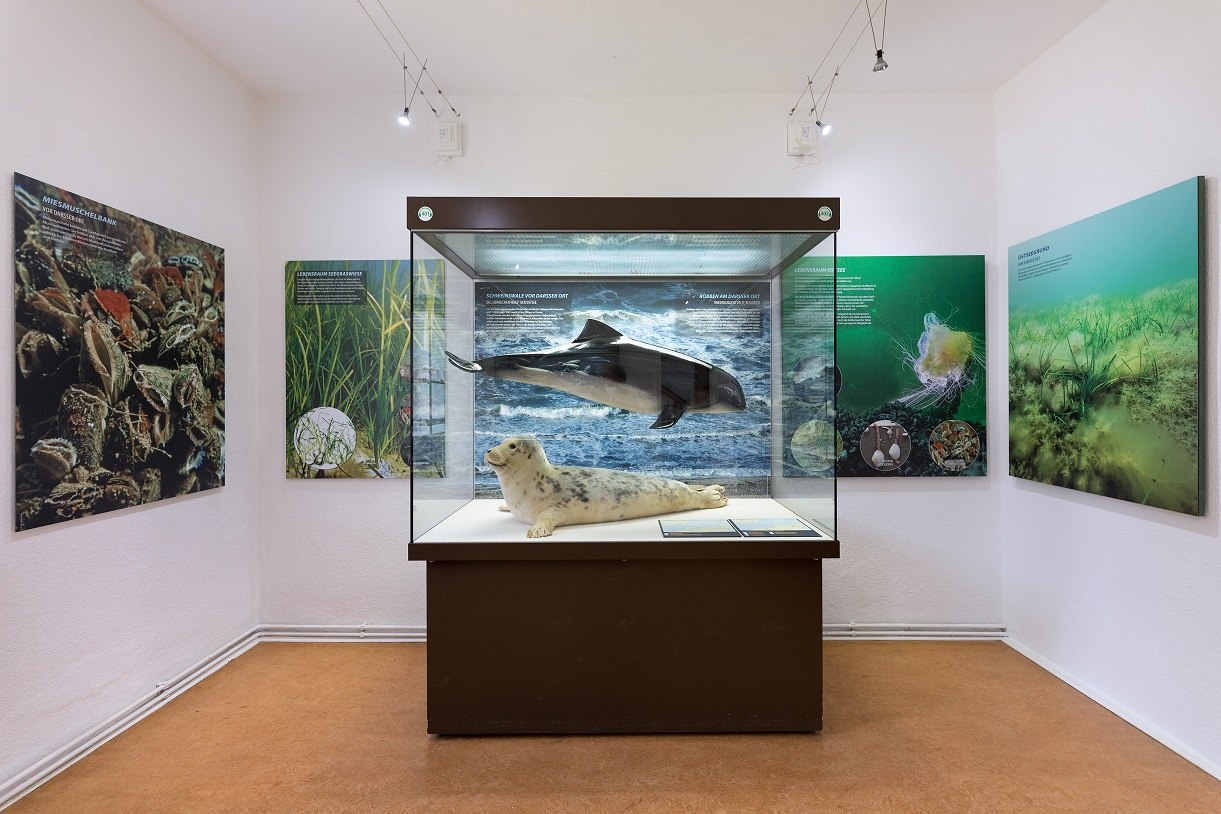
[424,556,825,734]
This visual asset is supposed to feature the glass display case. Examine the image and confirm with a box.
[408,197,838,551]
[406,197,840,734]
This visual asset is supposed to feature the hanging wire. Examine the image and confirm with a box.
[354,0,411,71]
[880,0,888,52]
[354,0,455,118]
[355,0,433,115]
[421,66,461,118]
[788,0,864,116]
[814,70,837,122]
[810,2,878,120]
[866,0,888,70]
[866,0,884,52]
[374,0,461,118]
[356,0,436,116]
[790,0,890,130]
[789,76,816,116]
[375,0,425,67]
[408,58,426,111]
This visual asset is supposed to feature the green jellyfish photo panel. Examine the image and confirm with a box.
[840,256,986,476]
[14,173,225,531]
[1008,177,1203,515]
[783,256,987,478]
[284,259,444,479]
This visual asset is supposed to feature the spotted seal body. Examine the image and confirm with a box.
[485,436,728,538]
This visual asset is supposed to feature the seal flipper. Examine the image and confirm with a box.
[445,351,483,373]
[650,400,687,429]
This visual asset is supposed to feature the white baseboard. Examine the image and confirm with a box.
[260,624,427,642]
[1004,638,1221,782]
[823,623,1006,640]
[262,624,996,643]
[0,626,262,810]
[0,624,423,810]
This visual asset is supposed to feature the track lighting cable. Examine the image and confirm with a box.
[808,3,879,127]
[867,0,887,53]
[789,0,889,132]
[789,0,864,116]
[373,0,460,118]
[354,0,453,119]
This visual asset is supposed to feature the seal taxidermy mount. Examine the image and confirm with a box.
[445,319,746,429]
[484,436,729,538]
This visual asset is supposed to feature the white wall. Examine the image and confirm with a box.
[995,0,1221,777]
[256,90,1003,628]
[0,0,261,787]
[7,0,1217,796]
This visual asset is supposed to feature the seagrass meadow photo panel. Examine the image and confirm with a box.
[13,173,226,531]
[1007,177,1203,515]
[284,259,445,479]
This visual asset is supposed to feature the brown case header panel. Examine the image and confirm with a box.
[407,196,840,233]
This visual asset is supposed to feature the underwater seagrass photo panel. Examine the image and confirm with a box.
[461,281,770,498]
[13,173,225,531]
[1008,177,1203,515]
[782,256,987,478]
[284,259,444,479]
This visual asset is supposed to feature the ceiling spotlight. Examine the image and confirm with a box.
[816,120,831,136]
[398,57,423,128]
[867,0,889,72]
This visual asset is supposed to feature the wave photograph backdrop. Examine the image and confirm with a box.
[466,280,771,497]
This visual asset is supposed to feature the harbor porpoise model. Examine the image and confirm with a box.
[445,318,747,429]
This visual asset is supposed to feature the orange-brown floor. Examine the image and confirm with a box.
[10,641,1220,813]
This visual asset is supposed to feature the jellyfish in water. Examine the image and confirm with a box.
[898,312,983,410]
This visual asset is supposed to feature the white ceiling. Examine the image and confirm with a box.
[137,0,1108,99]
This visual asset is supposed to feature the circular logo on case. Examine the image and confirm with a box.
[417,206,434,221]
[817,205,833,221]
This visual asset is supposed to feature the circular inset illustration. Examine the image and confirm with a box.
[928,420,980,472]
[791,355,837,406]
[293,406,357,471]
[791,419,843,473]
[859,420,911,472]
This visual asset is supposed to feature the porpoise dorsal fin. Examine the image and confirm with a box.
[573,319,622,343]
